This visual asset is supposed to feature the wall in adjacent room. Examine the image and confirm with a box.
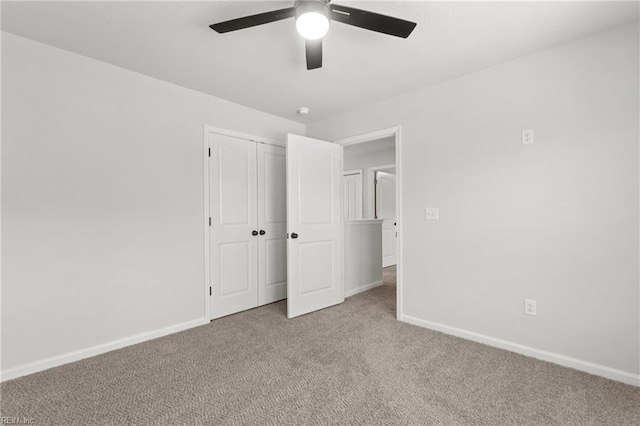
[344,137,396,219]
[344,138,395,171]
[307,23,640,381]
[1,32,304,377]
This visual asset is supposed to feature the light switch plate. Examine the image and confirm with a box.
[425,208,439,221]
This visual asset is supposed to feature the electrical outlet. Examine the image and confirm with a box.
[522,129,534,145]
[524,299,537,316]
[425,208,439,221]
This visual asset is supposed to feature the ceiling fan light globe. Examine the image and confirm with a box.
[296,12,329,40]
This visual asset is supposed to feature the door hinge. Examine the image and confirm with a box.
[209,286,212,296]
[209,217,211,226]
[208,147,211,157]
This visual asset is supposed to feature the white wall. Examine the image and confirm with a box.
[343,139,395,171]
[344,138,395,219]
[308,23,639,379]
[1,33,304,376]
[344,220,383,297]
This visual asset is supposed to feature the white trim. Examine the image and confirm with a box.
[203,127,211,321]
[400,314,640,387]
[344,219,384,226]
[204,125,284,147]
[370,164,396,172]
[343,169,362,176]
[336,126,400,147]
[345,280,384,298]
[396,127,402,320]
[1,318,207,382]
[334,126,403,321]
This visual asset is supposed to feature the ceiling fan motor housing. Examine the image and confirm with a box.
[294,0,331,21]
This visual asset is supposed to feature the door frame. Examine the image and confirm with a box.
[334,126,403,320]
[203,125,284,321]
[369,164,395,219]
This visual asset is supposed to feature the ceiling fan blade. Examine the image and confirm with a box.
[306,39,323,70]
[330,4,416,38]
[210,7,295,33]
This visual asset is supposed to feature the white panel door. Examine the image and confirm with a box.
[343,171,362,220]
[376,172,397,267]
[286,134,343,318]
[257,144,287,305]
[210,133,258,319]
[381,220,397,267]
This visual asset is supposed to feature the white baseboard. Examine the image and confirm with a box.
[1,317,208,382]
[400,314,639,387]
[345,280,383,298]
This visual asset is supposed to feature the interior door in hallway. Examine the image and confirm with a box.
[343,170,362,220]
[209,133,258,319]
[376,171,397,267]
[286,134,343,318]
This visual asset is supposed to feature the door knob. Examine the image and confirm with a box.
[291,233,298,239]
[259,230,266,235]
[252,230,258,236]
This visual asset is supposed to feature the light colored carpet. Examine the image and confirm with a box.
[2,268,638,425]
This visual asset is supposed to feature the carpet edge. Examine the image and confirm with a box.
[400,314,640,387]
[1,317,208,382]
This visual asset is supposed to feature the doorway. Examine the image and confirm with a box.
[336,127,402,319]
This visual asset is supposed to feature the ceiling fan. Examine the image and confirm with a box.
[210,0,417,70]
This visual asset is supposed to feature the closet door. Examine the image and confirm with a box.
[210,133,258,319]
[257,144,287,305]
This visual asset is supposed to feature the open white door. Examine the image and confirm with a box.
[376,171,397,267]
[286,134,343,318]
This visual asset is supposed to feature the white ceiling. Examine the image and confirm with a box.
[2,1,638,124]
